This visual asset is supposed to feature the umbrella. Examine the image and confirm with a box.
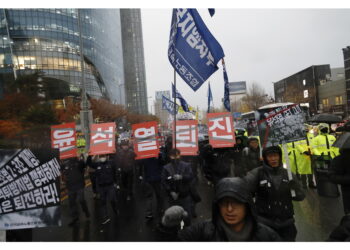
[308,113,342,123]
[333,132,350,149]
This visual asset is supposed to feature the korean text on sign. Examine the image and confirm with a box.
[89,123,116,155]
[207,112,235,148]
[173,120,198,156]
[132,122,160,160]
[51,123,77,159]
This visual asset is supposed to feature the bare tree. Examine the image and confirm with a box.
[240,82,273,111]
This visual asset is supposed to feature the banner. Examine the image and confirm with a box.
[162,95,179,115]
[51,123,77,159]
[168,9,225,91]
[223,62,231,112]
[132,121,160,160]
[173,120,198,156]
[207,83,213,113]
[172,83,190,112]
[0,149,61,230]
[207,112,235,148]
[256,104,306,148]
[89,123,116,155]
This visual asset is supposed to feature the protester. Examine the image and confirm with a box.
[329,148,350,214]
[92,154,118,225]
[177,177,280,241]
[231,136,245,177]
[61,155,90,227]
[115,139,136,201]
[244,146,305,241]
[138,156,164,220]
[161,148,194,226]
[156,205,188,241]
[241,137,262,175]
[86,155,98,199]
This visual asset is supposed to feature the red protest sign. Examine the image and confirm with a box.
[89,122,116,155]
[173,120,198,156]
[207,112,235,148]
[51,123,77,159]
[132,121,160,160]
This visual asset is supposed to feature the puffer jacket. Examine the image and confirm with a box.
[178,178,281,241]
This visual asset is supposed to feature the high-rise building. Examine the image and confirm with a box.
[120,9,148,114]
[0,9,125,104]
[154,90,170,125]
[343,46,350,117]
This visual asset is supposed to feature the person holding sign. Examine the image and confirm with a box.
[91,154,118,225]
[161,148,194,226]
[61,155,90,227]
[244,146,305,241]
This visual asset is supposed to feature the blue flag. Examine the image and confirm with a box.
[208,9,215,17]
[223,63,231,112]
[168,9,225,92]
[162,95,179,114]
[207,83,213,113]
[172,83,190,112]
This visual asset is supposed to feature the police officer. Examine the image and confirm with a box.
[92,154,118,225]
[312,123,339,159]
[244,146,305,241]
[61,155,90,227]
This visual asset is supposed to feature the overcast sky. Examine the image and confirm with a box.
[141,8,350,112]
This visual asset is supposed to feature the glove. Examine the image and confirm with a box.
[170,192,179,201]
[161,205,188,228]
[288,180,298,190]
[303,151,311,156]
[173,174,183,181]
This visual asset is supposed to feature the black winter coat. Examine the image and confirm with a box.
[62,158,86,191]
[178,220,280,241]
[178,177,281,242]
[329,151,350,214]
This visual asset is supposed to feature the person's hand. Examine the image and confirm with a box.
[161,205,188,228]
[173,174,182,181]
[170,192,179,201]
[303,151,311,156]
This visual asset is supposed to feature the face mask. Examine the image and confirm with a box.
[99,157,107,163]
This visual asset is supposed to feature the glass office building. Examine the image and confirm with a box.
[0,9,125,104]
[120,9,148,114]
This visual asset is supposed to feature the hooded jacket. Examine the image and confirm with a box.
[244,147,305,229]
[178,178,280,241]
[329,149,350,214]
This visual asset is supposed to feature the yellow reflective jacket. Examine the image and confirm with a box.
[311,133,339,158]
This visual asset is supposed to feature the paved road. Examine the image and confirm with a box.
[27,171,345,242]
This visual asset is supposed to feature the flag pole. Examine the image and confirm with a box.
[173,69,177,151]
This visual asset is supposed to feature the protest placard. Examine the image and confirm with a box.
[132,121,160,160]
[89,123,116,155]
[0,149,61,230]
[207,112,235,148]
[173,120,198,156]
[256,104,306,148]
[51,123,77,159]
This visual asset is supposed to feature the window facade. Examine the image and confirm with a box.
[0,9,125,104]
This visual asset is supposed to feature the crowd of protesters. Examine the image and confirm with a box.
[60,121,350,242]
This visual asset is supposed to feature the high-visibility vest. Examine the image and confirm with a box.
[311,133,339,158]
